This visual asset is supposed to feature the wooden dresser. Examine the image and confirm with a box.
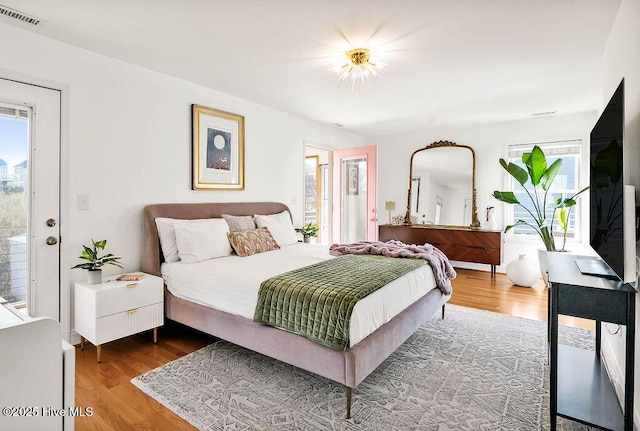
[379,225,503,276]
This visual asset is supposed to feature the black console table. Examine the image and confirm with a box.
[548,252,636,431]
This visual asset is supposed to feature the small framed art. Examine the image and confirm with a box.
[346,163,359,195]
[192,104,245,190]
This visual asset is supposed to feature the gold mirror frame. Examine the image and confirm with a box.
[404,140,481,228]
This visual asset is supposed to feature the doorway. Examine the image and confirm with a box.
[0,78,61,319]
[304,146,331,243]
[333,145,377,243]
[304,144,378,245]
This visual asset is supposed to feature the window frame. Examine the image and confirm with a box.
[502,140,586,243]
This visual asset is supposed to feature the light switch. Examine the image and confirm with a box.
[77,194,90,211]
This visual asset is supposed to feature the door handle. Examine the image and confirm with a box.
[46,218,56,227]
[46,236,58,245]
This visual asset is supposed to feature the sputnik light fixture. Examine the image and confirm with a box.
[336,47,385,84]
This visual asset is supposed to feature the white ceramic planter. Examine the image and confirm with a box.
[537,249,548,287]
[87,269,102,285]
[506,254,540,287]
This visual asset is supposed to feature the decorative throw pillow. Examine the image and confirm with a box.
[155,217,213,263]
[227,228,280,257]
[254,210,298,246]
[222,214,256,232]
[173,219,232,264]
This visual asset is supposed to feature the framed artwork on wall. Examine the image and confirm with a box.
[192,104,245,190]
[346,163,359,195]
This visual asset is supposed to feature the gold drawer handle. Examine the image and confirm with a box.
[127,308,139,313]
[126,283,138,288]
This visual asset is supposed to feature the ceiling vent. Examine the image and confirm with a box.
[0,4,40,25]
[532,111,557,117]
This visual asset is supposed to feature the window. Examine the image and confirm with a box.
[304,155,319,226]
[304,155,329,242]
[505,140,583,239]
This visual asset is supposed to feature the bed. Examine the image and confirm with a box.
[141,202,451,418]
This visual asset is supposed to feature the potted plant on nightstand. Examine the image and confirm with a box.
[296,223,319,243]
[71,239,123,284]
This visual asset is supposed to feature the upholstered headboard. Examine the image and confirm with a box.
[142,202,292,276]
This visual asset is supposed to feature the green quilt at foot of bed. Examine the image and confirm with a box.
[253,254,426,350]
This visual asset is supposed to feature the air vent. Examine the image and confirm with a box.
[0,106,28,119]
[0,4,40,25]
[532,111,557,117]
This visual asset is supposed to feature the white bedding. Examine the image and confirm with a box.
[162,243,437,347]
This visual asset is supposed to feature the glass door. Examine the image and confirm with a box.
[304,146,331,243]
[0,79,60,319]
[333,145,377,243]
[304,155,320,242]
[0,103,29,306]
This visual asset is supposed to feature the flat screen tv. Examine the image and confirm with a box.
[584,79,631,281]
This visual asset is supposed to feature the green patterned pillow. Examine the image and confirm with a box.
[227,228,280,257]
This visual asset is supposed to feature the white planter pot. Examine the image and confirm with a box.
[506,254,540,287]
[537,249,549,287]
[87,269,102,285]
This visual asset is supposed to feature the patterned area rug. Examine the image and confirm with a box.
[132,305,600,430]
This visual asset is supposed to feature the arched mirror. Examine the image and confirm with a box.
[405,141,481,228]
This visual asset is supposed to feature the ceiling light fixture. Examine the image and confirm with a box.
[336,48,384,84]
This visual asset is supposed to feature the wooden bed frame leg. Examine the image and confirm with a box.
[442,304,446,319]
[346,386,353,419]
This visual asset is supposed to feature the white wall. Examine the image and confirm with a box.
[599,0,640,423]
[0,22,364,340]
[370,111,596,271]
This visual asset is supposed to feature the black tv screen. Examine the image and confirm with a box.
[589,79,624,279]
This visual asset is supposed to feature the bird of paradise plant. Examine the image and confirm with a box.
[493,145,588,251]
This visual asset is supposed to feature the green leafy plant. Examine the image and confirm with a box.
[556,206,573,252]
[71,239,123,271]
[493,145,588,251]
[296,223,319,238]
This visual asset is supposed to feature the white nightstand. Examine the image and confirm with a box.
[74,272,164,362]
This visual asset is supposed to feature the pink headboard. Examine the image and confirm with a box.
[142,202,292,276]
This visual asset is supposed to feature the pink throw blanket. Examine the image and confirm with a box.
[329,240,456,295]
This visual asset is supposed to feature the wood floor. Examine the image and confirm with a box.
[448,268,594,330]
[73,269,593,431]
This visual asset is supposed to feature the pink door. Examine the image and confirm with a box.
[332,145,377,243]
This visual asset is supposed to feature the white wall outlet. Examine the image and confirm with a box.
[77,194,90,211]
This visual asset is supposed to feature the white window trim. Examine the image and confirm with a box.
[501,139,587,245]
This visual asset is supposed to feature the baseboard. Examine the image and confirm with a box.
[600,323,639,429]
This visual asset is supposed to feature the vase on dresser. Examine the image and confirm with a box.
[506,254,539,287]
[485,207,498,230]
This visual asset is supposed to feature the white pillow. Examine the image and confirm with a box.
[174,219,232,264]
[254,211,298,246]
[155,217,219,263]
